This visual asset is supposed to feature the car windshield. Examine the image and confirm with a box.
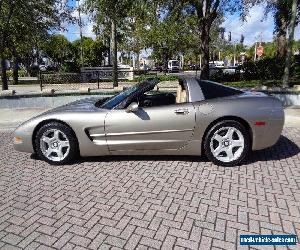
[100,84,140,109]
[172,61,179,66]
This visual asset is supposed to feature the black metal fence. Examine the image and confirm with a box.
[39,70,161,92]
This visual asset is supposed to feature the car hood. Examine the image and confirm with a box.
[45,97,108,113]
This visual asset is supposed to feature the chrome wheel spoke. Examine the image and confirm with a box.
[225,128,235,140]
[42,137,51,144]
[232,139,243,147]
[60,140,69,148]
[225,147,234,161]
[54,130,60,140]
[56,149,64,160]
[213,134,223,143]
[46,148,53,157]
[214,146,225,156]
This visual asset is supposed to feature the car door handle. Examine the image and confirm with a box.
[174,108,189,115]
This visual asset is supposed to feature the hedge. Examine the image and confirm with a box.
[211,55,300,86]
[6,70,27,78]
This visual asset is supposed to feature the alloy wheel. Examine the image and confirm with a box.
[209,126,245,163]
[40,129,70,162]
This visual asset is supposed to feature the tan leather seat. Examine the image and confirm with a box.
[180,90,187,103]
[176,85,182,103]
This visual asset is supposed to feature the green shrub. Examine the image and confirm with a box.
[60,62,79,73]
[41,73,81,84]
[133,74,178,82]
[242,57,285,81]
[157,74,179,81]
[224,80,282,88]
[133,70,148,76]
[291,55,300,79]
[215,56,300,85]
[28,66,39,77]
[211,68,244,82]
[6,69,27,78]
[224,80,260,88]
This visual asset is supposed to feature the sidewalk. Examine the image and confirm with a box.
[284,106,300,127]
[0,108,48,131]
[0,106,299,131]
[7,84,41,94]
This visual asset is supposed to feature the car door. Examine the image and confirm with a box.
[104,103,196,152]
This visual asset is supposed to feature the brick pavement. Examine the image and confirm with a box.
[0,128,299,250]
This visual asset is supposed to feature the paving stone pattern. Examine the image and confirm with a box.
[0,128,299,250]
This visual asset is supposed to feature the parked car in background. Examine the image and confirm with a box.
[223,66,244,75]
[139,64,151,71]
[39,64,47,72]
[210,61,225,68]
[118,64,131,68]
[188,64,200,70]
[168,60,180,72]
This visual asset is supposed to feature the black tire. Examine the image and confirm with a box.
[34,122,79,165]
[204,120,250,167]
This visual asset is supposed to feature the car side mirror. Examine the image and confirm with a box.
[126,102,139,113]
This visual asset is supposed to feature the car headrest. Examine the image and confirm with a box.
[181,90,187,103]
[176,85,182,103]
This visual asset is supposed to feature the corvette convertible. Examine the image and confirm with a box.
[13,77,284,167]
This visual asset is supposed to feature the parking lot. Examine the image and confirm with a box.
[0,128,299,249]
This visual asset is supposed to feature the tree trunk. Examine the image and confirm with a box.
[200,24,210,80]
[13,61,18,85]
[107,37,111,66]
[275,2,288,58]
[135,51,139,70]
[276,32,287,58]
[111,19,118,87]
[24,55,31,77]
[1,57,8,90]
[13,51,19,85]
[282,0,297,88]
[162,47,170,74]
[201,43,209,80]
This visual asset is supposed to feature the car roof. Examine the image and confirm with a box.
[139,76,243,103]
[179,77,244,102]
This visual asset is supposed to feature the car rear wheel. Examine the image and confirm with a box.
[204,120,250,167]
[35,122,78,165]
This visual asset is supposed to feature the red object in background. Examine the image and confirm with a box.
[256,46,264,57]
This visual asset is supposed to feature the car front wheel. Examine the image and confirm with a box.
[35,122,78,165]
[204,120,250,167]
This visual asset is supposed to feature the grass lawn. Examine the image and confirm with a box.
[224,78,300,89]
[128,74,179,82]
[223,80,262,88]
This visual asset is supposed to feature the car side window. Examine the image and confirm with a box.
[137,82,189,108]
[122,81,190,109]
[138,90,176,108]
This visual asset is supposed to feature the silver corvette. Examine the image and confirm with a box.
[13,77,284,166]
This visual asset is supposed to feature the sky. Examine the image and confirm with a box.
[63,0,95,41]
[65,1,300,48]
[223,4,300,45]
